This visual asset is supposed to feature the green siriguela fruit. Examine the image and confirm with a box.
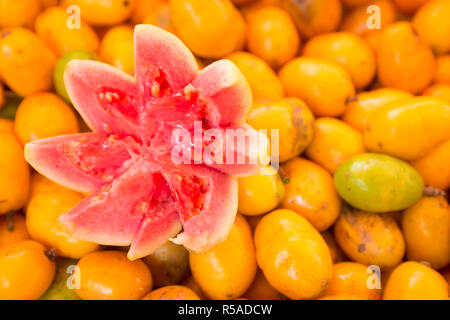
[334,153,424,212]
[53,50,97,103]
[40,258,80,300]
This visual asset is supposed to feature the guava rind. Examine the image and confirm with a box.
[54,50,97,103]
[134,24,199,94]
[191,60,252,126]
[170,165,238,253]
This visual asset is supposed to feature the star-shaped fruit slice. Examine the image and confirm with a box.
[25,25,269,260]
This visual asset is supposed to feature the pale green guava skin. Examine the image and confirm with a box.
[53,50,97,103]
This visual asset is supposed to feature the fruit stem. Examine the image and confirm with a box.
[278,167,290,184]
[45,248,57,261]
[423,185,446,197]
[346,96,358,103]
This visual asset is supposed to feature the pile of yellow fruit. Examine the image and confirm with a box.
[0,0,449,300]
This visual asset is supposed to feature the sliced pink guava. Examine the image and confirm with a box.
[25,25,269,260]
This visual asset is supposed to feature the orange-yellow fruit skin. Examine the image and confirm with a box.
[247,98,315,162]
[340,0,397,35]
[341,0,373,6]
[255,209,333,300]
[364,97,450,161]
[99,25,134,74]
[393,0,431,14]
[413,0,450,55]
[0,214,30,248]
[246,6,300,69]
[35,7,99,57]
[27,172,76,207]
[232,0,255,4]
[170,0,246,59]
[281,0,342,39]
[181,276,208,300]
[411,140,450,190]
[63,0,136,26]
[320,230,347,263]
[281,158,341,231]
[75,251,153,300]
[343,88,412,132]
[244,269,284,300]
[0,118,13,132]
[131,0,167,24]
[305,118,366,173]
[334,207,405,268]
[318,294,367,300]
[0,28,56,96]
[0,132,30,214]
[142,285,200,300]
[238,167,285,216]
[40,0,59,8]
[142,3,175,34]
[0,240,55,300]
[0,0,41,28]
[402,196,450,270]
[303,32,376,90]
[279,57,355,117]
[240,0,283,17]
[14,92,79,145]
[434,55,450,83]
[189,214,257,300]
[377,22,435,94]
[362,29,384,52]
[321,262,382,300]
[423,83,450,105]
[227,51,284,101]
[383,261,449,300]
[26,191,100,259]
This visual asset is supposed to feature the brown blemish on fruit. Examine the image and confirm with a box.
[358,243,366,252]
[344,209,358,225]
[361,230,371,242]
[0,30,11,38]
[321,278,329,290]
